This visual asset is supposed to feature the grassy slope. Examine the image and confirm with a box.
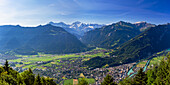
[78,78,95,84]
[64,78,95,85]
[64,79,73,85]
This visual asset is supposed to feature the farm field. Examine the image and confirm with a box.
[136,61,147,68]
[136,51,169,70]
[3,48,109,84]
[148,56,165,67]
[8,48,109,70]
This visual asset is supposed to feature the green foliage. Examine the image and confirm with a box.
[21,68,35,85]
[41,77,47,85]
[78,78,95,84]
[78,78,88,85]
[64,79,73,85]
[0,74,17,85]
[64,78,95,85]
[101,74,117,85]
[120,54,170,85]
[84,55,125,68]
[0,66,5,73]
[4,59,9,73]
[34,74,42,85]
[44,77,57,85]
[119,78,133,85]
[133,68,147,85]
[0,60,57,85]
[146,69,157,85]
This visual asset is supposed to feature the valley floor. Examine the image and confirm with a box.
[0,48,168,85]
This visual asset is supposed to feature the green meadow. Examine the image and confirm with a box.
[8,48,109,70]
[64,78,95,85]
[149,56,165,65]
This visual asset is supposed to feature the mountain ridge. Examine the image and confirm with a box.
[81,21,155,49]
[84,23,169,68]
[0,24,87,55]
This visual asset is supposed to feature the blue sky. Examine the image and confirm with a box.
[0,0,169,26]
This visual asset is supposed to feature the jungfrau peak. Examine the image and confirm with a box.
[49,21,104,36]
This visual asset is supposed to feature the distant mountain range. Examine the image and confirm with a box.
[0,24,87,55]
[0,20,169,71]
[84,23,170,68]
[49,21,104,36]
[0,21,159,57]
[81,21,155,49]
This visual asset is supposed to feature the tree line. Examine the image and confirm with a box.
[0,60,57,85]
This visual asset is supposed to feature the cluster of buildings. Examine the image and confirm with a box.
[8,55,137,85]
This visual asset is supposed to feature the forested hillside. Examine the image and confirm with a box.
[0,60,57,85]
[81,21,154,49]
[114,23,170,63]
[120,54,170,85]
[84,24,170,68]
[0,24,87,55]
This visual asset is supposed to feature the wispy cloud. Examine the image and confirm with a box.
[0,0,169,26]
[0,0,9,6]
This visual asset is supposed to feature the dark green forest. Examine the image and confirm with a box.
[119,54,170,85]
[0,24,87,55]
[81,21,154,49]
[84,24,170,68]
[0,60,57,85]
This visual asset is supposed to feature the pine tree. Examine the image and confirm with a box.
[28,68,33,74]
[0,67,5,73]
[166,54,170,85]
[41,77,46,85]
[17,74,23,85]
[78,78,88,85]
[155,60,168,84]
[134,68,147,85]
[21,68,35,85]
[4,59,9,73]
[0,62,59,85]
[119,78,133,85]
[101,74,117,85]
[34,74,42,85]
[146,66,157,85]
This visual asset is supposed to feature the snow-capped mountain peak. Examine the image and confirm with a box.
[49,21,104,36]
[134,21,147,24]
